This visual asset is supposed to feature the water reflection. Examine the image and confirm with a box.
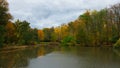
[0,46,120,68]
[113,49,120,57]
[0,46,53,68]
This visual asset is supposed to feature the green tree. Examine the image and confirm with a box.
[43,28,51,42]
[0,0,12,47]
[14,20,31,44]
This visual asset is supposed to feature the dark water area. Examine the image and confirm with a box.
[0,46,120,68]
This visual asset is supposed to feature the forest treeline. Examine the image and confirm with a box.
[43,3,120,48]
[0,0,120,48]
[0,0,39,47]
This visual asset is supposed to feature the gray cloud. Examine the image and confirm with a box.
[8,0,120,29]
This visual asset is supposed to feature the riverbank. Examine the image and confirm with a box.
[0,44,41,53]
[0,42,114,50]
[0,42,60,53]
[0,46,29,53]
[1,41,119,54]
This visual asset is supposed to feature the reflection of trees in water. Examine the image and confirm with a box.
[0,46,54,68]
[1,46,120,68]
[72,47,120,65]
[58,47,120,68]
[58,46,120,63]
[37,46,53,56]
[113,49,120,57]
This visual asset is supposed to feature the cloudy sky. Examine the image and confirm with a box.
[8,0,120,29]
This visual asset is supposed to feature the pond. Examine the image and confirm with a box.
[0,46,120,68]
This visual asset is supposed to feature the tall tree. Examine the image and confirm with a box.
[5,21,15,44]
[38,30,44,42]
[0,0,12,47]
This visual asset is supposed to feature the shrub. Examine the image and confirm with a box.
[110,36,119,43]
[114,38,120,48]
[61,36,76,46]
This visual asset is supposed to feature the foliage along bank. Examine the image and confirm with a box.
[0,0,39,47]
[1,0,120,48]
[41,3,120,48]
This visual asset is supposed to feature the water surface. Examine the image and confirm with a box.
[0,46,120,68]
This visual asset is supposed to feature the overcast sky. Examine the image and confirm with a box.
[8,0,120,29]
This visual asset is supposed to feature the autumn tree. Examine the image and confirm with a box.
[38,30,44,42]
[5,21,15,44]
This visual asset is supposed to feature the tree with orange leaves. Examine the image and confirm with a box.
[38,30,44,41]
